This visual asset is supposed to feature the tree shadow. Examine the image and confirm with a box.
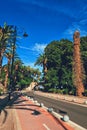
[0,91,41,126]
[32,110,41,115]
[59,109,67,114]
[12,99,28,104]
[52,106,67,116]
[0,92,21,125]
[0,95,9,124]
[7,92,41,116]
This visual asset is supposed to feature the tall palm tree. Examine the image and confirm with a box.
[73,31,85,97]
[3,66,8,90]
[31,68,41,82]
[5,52,12,74]
[0,23,14,78]
[14,59,23,85]
[3,52,12,89]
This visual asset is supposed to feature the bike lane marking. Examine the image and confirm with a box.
[17,96,66,130]
[43,123,50,130]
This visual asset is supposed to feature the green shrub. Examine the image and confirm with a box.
[48,88,59,93]
[69,88,76,95]
[56,89,63,94]
[18,79,29,90]
[63,88,69,94]
[48,88,56,93]
[48,88,63,94]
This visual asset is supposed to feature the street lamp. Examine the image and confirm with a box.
[23,32,28,37]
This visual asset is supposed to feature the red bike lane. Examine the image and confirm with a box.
[14,95,74,130]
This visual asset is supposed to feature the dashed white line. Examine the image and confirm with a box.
[43,124,50,130]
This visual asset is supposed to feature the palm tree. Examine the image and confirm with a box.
[14,59,23,85]
[0,23,14,78]
[3,66,8,90]
[35,54,47,74]
[4,52,12,89]
[73,31,85,97]
[31,68,41,82]
[5,52,12,73]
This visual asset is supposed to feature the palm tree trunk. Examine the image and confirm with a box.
[4,71,8,89]
[0,57,2,78]
[0,51,4,78]
[4,57,11,90]
[73,31,85,97]
[43,58,47,74]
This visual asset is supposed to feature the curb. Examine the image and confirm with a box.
[51,111,86,130]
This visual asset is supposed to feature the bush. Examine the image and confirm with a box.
[48,88,57,93]
[69,89,76,95]
[18,79,29,89]
[63,88,69,94]
[56,89,63,94]
[48,88,63,94]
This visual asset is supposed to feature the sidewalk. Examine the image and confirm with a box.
[0,92,74,130]
[0,93,15,130]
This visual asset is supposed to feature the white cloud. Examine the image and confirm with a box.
[19,43,47,54]
[18,43,47,69]
[19,46,31,50]
[33,43,47,54]
[63,20,87,40]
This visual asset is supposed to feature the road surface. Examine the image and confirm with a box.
[26,92,87,129]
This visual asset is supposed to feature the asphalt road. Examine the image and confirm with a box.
[26,92,87,129]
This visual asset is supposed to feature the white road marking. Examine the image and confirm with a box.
[43,124,50,130]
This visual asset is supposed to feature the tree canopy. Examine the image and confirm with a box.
[35,37,87,95]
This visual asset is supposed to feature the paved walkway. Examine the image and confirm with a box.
[14,95,74,130]
[0,93,17,130]
[0,92,74,130]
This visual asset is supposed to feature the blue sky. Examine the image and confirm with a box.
[0,0,87,71]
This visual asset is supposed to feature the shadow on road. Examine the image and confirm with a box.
[0,92,21,125]
[7,94,41,116]
[59,109,67,114]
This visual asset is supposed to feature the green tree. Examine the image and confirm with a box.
[80,36,87,88]
[44,39,73,92]
[44,68,59,90]
[35,54,47,73]
[0,23,14,78]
